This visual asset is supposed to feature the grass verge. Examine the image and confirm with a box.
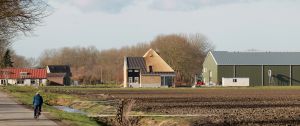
[0,86,100,126]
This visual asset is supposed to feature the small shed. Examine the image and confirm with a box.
[222,78,249,86]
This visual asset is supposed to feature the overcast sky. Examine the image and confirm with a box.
[13,0,300,58]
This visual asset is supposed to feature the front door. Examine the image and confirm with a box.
[128,69,140,87]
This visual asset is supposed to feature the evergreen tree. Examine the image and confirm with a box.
[2,49,13,68]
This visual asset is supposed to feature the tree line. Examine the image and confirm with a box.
[39,34,214,85]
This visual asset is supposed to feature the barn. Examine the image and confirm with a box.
[202,51,300,86]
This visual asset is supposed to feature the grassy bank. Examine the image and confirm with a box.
[0,86,100,126]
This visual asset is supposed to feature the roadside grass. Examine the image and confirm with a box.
[49,84,122,88]
[0,86,100,126]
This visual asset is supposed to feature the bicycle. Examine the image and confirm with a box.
[34,105,41,119]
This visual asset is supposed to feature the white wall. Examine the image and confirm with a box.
[0,79,48,86]
[128,83,140,88]
[42,79,47,85]
[0,79,17,85]
[222,78,249,86]
[123,57,128,88]
[7,79,16,85]
[24,79,31,86]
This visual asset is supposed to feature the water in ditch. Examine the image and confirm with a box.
[53,106,86,115]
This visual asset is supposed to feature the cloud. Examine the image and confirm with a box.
[61,0,136,13]
[150,0,260,11]
[52,0,293,13]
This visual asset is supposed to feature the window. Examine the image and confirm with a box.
[233,79,237,82]
[149,66,153,72]
[134,77,139,83]
[17,79,24,84]
[20,72,28,78]
[128,70,133,73]
[128,77,133,83]
[209,71,212,77]
[31,80,36,84]
[134,70,139,72]
[0,80,5,84]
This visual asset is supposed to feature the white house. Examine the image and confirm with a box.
[0,68,47,86]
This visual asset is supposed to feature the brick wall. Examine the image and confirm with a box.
[141,75,161,85]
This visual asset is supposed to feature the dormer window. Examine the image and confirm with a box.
[20,72,28,78]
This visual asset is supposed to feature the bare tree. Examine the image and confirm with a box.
[0,0,49,37]
[0,0,49,61]
[151,33,214,85]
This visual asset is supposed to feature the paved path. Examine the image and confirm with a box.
[0,91,58,126]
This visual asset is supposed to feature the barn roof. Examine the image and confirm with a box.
[211,51,300,65]
[0,68,47,79]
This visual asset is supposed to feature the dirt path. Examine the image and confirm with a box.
[0,91,58,126]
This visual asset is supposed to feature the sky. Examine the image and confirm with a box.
[13,0,300,58]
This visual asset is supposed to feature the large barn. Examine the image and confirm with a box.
[203,51,300,86]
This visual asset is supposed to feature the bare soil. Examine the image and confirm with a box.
[45,88,300,126]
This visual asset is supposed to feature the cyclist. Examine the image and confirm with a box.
[33,91,43,118]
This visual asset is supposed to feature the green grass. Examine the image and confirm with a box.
[46,84,122,88]
[0,86,100,126]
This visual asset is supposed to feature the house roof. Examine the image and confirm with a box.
[126,49,175,75]
[143,49,175,72]
[127,57,147,74]
[47,65,71,74]
[211,51,300,65]
[0,68,47,79]
[47,73,66,77]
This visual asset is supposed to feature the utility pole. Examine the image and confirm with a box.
[100,68,103,84]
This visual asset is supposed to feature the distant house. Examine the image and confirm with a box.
[0,68,47,86]
[124,49,176,88]
[46,65,72,86]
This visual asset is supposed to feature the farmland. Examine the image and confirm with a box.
[43,87,300,126]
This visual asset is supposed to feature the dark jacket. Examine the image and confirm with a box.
[33,94,43,106]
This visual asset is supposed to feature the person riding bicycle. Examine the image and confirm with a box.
[33,91,43,118]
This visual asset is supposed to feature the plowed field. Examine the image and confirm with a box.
[44,87,300,125]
